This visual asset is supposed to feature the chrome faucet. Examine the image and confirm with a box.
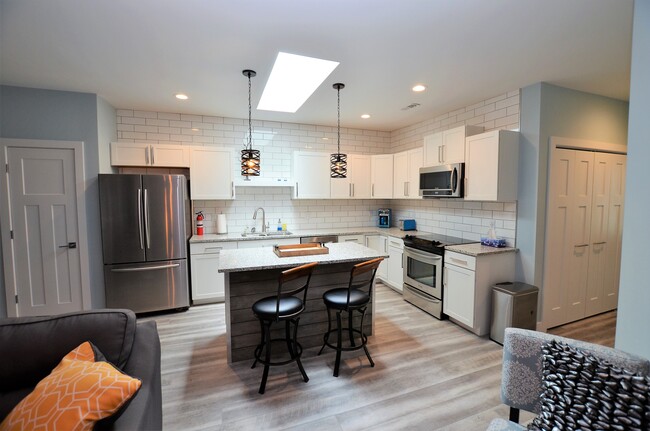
[252,207,266,233]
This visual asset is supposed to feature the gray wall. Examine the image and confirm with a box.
[516,83,629,319]
[616,0,650,359]
[0,85,106,315]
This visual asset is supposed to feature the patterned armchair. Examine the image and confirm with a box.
[487,328,650,430]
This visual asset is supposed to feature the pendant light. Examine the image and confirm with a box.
[330,83,347,178]
[241,69,260,178]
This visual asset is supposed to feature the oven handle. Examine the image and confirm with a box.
[404,247,443,264]
[405,284,441,303]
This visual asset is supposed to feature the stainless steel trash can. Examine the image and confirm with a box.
[490,282,539,345]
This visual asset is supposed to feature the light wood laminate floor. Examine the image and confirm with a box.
[145,284,620,430]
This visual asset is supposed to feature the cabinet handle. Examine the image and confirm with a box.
[575,244,589,248]
[404,181,407,196]
[151,146,155,165]
[465,177,468,196]
[352,183,355,197]
[442,144,445,162]
[296,182,299,197]
[592,241,606,245]
[438,146,442,163]
[372,184,375,197]
[231,181,234,198]
[204,247,223,252]
[443,267,448,286]
[145,146,150,165]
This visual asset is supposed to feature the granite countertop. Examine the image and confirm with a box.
[445,243,517,257]
[218,242,389,273]
[190,226,410,244]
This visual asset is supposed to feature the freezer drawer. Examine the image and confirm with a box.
[104,259,189,313]
[403,283,443,320]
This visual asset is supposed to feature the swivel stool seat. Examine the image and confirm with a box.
[251,262,317,394]
[318,257,383,377]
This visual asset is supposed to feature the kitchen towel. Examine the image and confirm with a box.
[217,214,227,234]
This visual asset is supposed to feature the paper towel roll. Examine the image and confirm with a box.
[216,214,227,234]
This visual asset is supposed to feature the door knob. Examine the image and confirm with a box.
[59,242,77,249]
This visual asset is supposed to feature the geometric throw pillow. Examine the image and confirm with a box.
[528,339,650,431]
[0,341,141,431]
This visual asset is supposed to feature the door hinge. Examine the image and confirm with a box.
[10,230,14,240]
[5,164,8,174]
[15,295,18,304]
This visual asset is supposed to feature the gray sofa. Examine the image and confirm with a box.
[0,309,162,430]
[487,328,650,430]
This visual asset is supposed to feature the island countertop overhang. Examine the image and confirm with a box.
[218,242,388,273]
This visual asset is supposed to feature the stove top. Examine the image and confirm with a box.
[403,233,471,254]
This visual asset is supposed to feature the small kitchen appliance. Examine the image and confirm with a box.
[419,163,464,198]
[399,219,416,231]
[378,209,391,228]
[402,233,472,319]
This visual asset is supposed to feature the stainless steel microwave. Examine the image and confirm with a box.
[419,163,464,198]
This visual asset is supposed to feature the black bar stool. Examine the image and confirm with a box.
[251,262,318,394]
[318,257,384,377]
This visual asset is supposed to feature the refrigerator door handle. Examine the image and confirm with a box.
[110,263,180,273]
[137,188,144,250]
[144,188,151,249]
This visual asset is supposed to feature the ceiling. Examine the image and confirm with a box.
[0,0,634,131]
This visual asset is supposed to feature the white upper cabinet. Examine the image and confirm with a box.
[294,151,331,199]
[393,148,422,199]
[190,147,234,200]
[464,130,519,201]
[370,154,393,198]
[330,154,371,199]
[422,125,484,167]
[110,142,190,167]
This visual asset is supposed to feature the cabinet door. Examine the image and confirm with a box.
[407,148,423,199]
[423,132,443,167]
[465,132,499,200]
[442,126,466,164]
[385,239,404,292]
[111,142,150,166]
[349,154,371,198]
[151,144,190,167]
[190,147,234,200]
[330,175,351,199]
[189,242,237,304]
[393,151,408,199]
[443,263,475,327]
[370,154,394,198]
[294,152,331,199]
[365,235,388,280]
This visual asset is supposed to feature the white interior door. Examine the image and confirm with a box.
[604,154,626,311]
[1,139,89,317]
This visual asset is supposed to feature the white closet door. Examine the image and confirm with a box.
[565,151,594,323]
[604,154,626,311]
[585,153,611,316]
[543,149,574,328]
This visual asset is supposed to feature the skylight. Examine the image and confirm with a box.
[257,52,339,113]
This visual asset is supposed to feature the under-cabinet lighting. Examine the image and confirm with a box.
[257,52,339,113]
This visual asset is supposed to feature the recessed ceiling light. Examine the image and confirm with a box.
[361,114,371,119]
[412,84,427,92]
[175,93,189,100]
[258,52,339,113]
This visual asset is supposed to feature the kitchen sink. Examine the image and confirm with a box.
[241,231,294,237]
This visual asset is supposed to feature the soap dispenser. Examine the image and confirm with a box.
[277,218,282,232]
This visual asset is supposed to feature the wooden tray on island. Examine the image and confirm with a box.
[273,242,329,257]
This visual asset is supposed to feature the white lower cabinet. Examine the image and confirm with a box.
[338,234,366,244]
[190,241,237,304]
[443,250,515,336]
[365,235,388,280]
[385,237,404,292]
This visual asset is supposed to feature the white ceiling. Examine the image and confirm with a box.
[0,0,634,131]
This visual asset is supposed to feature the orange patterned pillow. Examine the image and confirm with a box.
[0,341,141,431]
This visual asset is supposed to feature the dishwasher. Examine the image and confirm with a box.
[300,235,338,244]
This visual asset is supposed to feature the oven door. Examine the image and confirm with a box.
[403,246,443,299]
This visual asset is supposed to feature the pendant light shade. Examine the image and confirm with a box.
[241,69,260,178]
[330,83,347,179]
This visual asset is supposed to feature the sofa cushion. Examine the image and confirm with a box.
[529,339,650,431]
[0,309,136,392]
[0,341,141,431]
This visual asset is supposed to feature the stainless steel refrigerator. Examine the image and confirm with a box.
[99,174,190,313]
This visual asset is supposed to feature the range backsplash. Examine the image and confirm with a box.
[194,188,516,246]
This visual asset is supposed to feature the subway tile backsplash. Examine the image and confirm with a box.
[117,90,520,244]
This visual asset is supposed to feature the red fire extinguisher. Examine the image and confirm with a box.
[196,211,205,235]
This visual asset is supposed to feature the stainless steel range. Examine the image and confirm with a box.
[402,233,470,319]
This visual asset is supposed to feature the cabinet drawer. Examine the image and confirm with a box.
[190,241,237,255]
[445,251,476,271]
[387,237,404,250]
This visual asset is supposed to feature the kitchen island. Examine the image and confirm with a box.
[218,242,388,363]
